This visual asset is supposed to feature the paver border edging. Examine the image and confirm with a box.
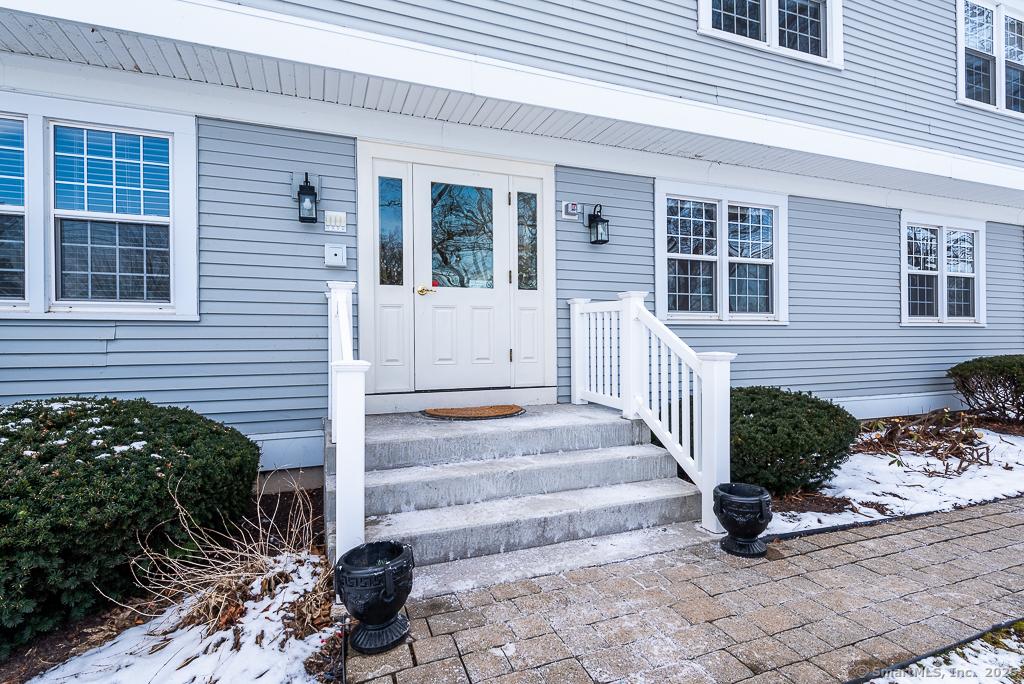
[764,494,1024,543]
[843,617,1024,684]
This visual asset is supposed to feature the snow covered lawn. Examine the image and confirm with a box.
[769,430,1024,534]
[30,553,329,684]
[869,623,1024,683]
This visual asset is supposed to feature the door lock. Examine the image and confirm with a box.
[416,286,437,296]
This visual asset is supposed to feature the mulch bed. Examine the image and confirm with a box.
[974,417,1024,438]
[772,490,855,515]
[0,488,327,684]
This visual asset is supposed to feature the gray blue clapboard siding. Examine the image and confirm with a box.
[555,166,1024,404]
[234,0,1024,169]
[0,119,358,468]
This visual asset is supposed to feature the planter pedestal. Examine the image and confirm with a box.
[335,541,415,654]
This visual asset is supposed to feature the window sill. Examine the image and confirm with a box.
[956,97,1024,121]
[696,28,843,70]
[899,321,986,328]
[663,315,789,326]
[0,308,199,322]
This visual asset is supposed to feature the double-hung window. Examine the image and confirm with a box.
[0,92,197,320]
[959,0,1024,115]
[0,117,25,303]
[52,124,172,304]
[698,0,844,68]
[656,182,788,323]
[901,213,986,326]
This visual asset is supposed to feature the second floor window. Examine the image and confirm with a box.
[701,0,843,67]
[960,0,1024,115]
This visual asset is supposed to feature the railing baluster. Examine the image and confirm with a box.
[660,341,669,427]
[671,353,680,447]
[598,311,606,395]
[648,327,657,412]
[589,312,598,397]
[682,364,691,461]
[610,311,619,399]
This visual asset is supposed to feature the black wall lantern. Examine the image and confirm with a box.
[588,204,610,245]
[297,172,318,223]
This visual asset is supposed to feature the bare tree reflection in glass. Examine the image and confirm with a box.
[378,177,404,286]
[517,192,538,290]
[431,183,494,288]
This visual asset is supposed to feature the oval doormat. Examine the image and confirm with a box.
[422,405,525,420]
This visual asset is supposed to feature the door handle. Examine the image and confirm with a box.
[416,286,437,296]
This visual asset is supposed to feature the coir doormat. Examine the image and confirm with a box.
[421,405,525,420]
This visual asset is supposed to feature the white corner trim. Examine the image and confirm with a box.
[654,179,789,324]
[7,0,1024,193]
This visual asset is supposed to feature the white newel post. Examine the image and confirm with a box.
[326,281,356,433]
[696,351,737,533]
[568,298,591,405]
[616,291,648,419]
[332,359,370,559]
[325,280,369,560]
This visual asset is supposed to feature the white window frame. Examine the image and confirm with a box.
[655,180,789,325]
[0,92,197,320]
[0,113,27,309]
[900,211,987,327]
[697,0,845,69]
[957,0,1024,119]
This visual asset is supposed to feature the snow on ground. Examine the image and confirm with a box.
[869,626,1024,683]
[31,553,326,684]
[769,430,1024,534]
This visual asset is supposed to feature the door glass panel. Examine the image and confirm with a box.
[431,182,493,288]
[517,192,538,290]
[378,176,404,286]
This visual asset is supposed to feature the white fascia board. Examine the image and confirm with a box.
[3,51,1023,226]
[5,0,1024,192]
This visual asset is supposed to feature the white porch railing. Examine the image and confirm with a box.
[568,291,736,533]
[326,281,371,558]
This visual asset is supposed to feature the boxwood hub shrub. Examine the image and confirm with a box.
[0,397,259,659]
[948,355,1024,422]
[731,386,860,496]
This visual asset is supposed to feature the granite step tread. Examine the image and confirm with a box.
[364,478,699,565]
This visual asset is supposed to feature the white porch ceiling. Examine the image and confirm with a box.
[1,7,1023,210]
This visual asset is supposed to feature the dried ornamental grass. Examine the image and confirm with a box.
[128,479,325,638]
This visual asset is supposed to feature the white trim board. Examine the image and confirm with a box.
[5,0,1024,194]
[3,54,1022,225]
[366,387,558,415]
[832,391,966,420]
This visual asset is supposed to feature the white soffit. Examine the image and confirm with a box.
[0,3,1023,209]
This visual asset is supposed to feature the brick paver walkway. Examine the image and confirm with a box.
[345,497,1024,683]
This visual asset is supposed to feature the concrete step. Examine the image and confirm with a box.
[365,478,700,566]
[364,404,649,470]
[364,444,677,516]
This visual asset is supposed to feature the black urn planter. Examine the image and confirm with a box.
[334,540,415,654]
[712,483,773,558]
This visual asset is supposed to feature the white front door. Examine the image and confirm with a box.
[412,166,513,390]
